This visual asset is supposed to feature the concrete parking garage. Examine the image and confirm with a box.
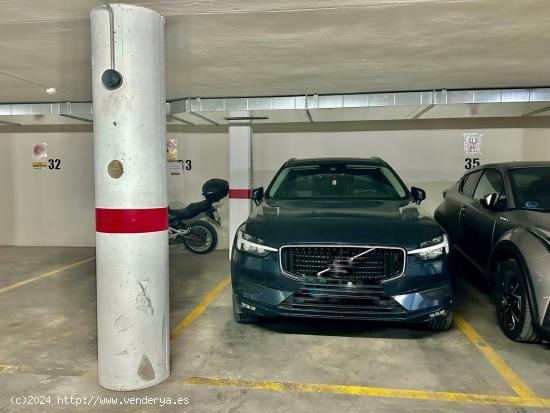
[1,1,550,412]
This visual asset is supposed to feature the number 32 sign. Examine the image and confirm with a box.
[48,159,61,170]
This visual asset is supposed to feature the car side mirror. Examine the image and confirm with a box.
[480,193,499,210]
[251,187,264,206]
[411,186,426,204]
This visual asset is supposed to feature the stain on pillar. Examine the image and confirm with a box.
[108,160,124,179]
[113,313,131,333]
[137,354,155,381]
[136,280,154,316]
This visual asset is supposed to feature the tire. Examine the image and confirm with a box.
[182,220,218,254]
[232,293,259,324]
[495,259,540,343]
[426,311,453,331]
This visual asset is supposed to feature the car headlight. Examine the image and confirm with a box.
[235,230,277,256]
[408,234,449,261]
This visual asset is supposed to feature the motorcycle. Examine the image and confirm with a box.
[168,178,229,254]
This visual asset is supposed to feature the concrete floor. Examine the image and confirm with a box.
[0,246,549,412]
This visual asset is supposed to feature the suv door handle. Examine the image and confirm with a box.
[460,205,468,217]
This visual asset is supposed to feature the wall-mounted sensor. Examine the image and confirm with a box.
[102,69,123,90]
[46,87,56,95]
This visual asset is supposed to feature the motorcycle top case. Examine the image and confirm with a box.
[202,178,229,202]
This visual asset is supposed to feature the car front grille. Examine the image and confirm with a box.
[278,279,406,316]
[280,245,405,282]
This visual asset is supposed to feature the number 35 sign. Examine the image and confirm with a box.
[463,132,482,170]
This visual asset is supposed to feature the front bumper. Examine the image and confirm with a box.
[231,248,454,323]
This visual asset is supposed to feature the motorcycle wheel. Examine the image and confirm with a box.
[182,220,218,254]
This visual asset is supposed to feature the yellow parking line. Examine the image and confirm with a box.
[0,257,96,295]
[454,314,538,400]
[186,376,548,408]
[170,275,231,341]
[0,363,88,377]
[0,364,19,372]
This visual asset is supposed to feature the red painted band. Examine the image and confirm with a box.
[229,189,251,199]
[96,207,168,233]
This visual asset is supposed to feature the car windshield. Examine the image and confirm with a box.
[509,167,550,211]
[267,163,408,200]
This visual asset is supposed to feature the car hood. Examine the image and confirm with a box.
[243,199,444,250]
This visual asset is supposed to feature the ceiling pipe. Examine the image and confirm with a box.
[412,104,435,120]
[521,105,550,117]
[189,111,219,126]
[60,114,93,123]
[166,113,194,125]
[2,88,550,119]
[0,119,21,126]
[304,94,314,122]
[103,0,116,70]
[224,116,269,121]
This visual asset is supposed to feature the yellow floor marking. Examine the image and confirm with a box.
[0,364,20,372]
[0,257,96,295]
[170,275,231,341]
[186,376,548,408]
[0,363,88,377]
[454,314,538,399]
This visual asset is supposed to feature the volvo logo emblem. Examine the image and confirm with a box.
[316,247,377,277]
[327,258,353,276]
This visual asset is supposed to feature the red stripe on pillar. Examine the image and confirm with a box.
[229,189,251,199]
[96,208,168,233]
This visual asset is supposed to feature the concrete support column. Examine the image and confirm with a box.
[90,4,169,390]
[228,111,252,252]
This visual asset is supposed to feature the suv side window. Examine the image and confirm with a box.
[473,169,507,208]
[460,170,482,197]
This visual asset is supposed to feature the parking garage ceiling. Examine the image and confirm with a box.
[1,0,550,103]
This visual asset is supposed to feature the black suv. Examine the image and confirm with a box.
[231,158,454,330]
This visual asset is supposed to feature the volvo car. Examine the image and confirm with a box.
[231,157,454,330]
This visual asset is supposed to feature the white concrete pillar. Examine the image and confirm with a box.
[228,111,252,252]
[90,4,169,391]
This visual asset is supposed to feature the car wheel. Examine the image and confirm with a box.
[426,311,453,331]
[232,293,259,324]
[495,259,540,343]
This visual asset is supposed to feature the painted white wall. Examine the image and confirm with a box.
[0,131,230,248]
[524,128,550,161]
[0,132,95,246]
[0,128,549,247]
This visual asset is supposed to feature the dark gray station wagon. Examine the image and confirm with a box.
[231,157,454,330]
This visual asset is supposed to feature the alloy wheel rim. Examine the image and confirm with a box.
[499,272,522,331]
